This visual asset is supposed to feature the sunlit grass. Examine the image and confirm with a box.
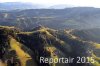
[10,38,32,66]
[45,47,58,66]
[93,43,100,49]
[90,52,100,66]
[0,26,15,29]
[0,60,6,66]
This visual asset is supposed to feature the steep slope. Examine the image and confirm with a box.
[0,26,37,66]
[17,26,100,66]
[10,37,37,66]
[0,26,100,66]
[71,28,100,43]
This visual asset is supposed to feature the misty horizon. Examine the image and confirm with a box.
[0,0,100,8]
[0,2,100,9]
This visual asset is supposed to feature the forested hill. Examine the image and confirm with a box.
[0,26,100,66]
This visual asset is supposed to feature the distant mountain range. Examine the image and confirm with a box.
[1,7,100,43]
[0,7,100,30]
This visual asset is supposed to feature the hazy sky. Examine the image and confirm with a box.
[0,0,100,8]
